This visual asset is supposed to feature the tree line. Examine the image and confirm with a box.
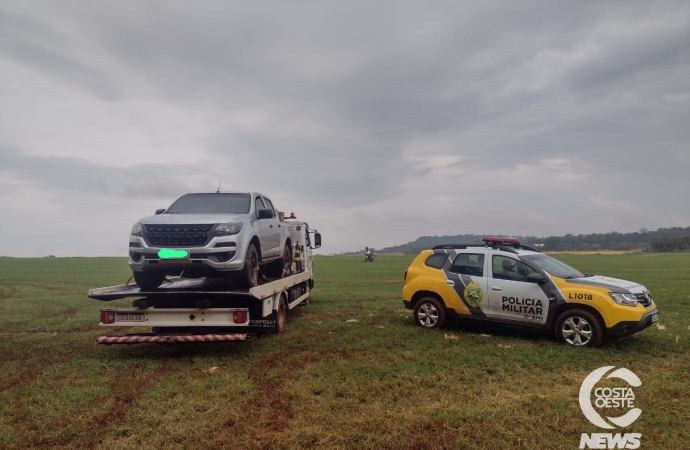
[374,226,690,253]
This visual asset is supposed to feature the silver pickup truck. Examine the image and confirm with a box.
[128,192,294,289]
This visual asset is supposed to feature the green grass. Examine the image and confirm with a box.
[0,253,689,449]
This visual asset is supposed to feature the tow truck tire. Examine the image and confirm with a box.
[238,244,259,288]
[275,295,287,333]
[555,309,604,348]
[414,297,447,329]
[133,271,165,290]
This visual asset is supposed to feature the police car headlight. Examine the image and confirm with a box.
[213,222,243,236]
[609,293,639,307]
[131,223,144,237]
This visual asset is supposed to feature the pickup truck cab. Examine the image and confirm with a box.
[402,237,658,347]
[129,192,295,289]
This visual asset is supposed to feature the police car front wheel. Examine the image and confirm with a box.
[414,297,447,329]
[555,309,604,348]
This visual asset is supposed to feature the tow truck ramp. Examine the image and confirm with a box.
[89,271,312,345]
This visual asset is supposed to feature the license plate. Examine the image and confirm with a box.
[158,248,189,259]
[116,312,145,323]
[650,312,659,323]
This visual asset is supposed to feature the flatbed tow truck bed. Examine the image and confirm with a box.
[88,271,312,344]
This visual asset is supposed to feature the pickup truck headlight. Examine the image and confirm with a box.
[131,224,144,237]
[213,222,243,236]
[609,293,639,307]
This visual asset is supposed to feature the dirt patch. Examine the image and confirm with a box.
[0,284,18,300]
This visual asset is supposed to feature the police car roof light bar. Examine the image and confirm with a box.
[482,236,520,245]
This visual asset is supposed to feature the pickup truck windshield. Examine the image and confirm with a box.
[166,194,251,214]
[521,254,585,279]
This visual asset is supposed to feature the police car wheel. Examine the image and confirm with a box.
[555,309,604,348]
[414,297,447,329]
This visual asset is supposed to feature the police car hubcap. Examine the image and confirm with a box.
[418,303,438,327]
[562,317,592,346]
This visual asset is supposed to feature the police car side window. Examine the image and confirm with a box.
[492,255,534,282]
[450,253,485,277]
[425,254,447,269]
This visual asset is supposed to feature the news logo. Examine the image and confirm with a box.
[579,366,642,449]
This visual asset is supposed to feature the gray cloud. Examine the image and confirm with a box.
[0,0,688,256]
[0,150,197,200]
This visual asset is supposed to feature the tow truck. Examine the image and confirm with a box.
[88,218,320,344]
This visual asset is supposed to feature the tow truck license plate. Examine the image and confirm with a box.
[116,312,145,322]
[158,248,189,259]
[651,312,659,323]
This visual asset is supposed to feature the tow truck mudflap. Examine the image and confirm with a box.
[97,333,255,345]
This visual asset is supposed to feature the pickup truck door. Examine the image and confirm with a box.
[254,196,280,258]
[487,253,549,325]
[260,196,281,256]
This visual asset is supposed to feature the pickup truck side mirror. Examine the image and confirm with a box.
[155,208,166,215]
[526,273,546,284]
[257,208,274,219]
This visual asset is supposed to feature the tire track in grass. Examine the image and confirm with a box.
[210,344,355,449]
[3,352,183,449]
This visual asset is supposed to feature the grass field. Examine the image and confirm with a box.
[1,253,689,449]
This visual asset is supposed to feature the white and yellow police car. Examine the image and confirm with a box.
[402,237,658,347]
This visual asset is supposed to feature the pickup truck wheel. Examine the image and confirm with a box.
[414,297,447,329]
[266,243,293,278]
[275,296,287,333]
[555,309,604,348]
[133,271,166,290]
[282,244,293,276]
[238,244,259,288]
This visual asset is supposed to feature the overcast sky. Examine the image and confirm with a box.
[1,1,689,257]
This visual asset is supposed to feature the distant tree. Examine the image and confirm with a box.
[370,226,690,254]
[651,235,690,252]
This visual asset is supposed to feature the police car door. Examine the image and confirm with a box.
[487,253,549,324]
[445,250,489,317]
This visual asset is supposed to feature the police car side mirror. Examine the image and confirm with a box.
[312,232,321,249]
[155,208,166,215]
[526,273,546,284]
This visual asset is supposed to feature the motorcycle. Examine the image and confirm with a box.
[363,249,375,263]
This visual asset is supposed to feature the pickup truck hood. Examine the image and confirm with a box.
[564,275,646,294]
[138,213,249,225]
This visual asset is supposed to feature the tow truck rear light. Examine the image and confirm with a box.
[233,311,247,323]
[100,310,115,324]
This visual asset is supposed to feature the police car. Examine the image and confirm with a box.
[402,237,659,347]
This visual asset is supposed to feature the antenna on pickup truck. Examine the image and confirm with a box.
[216,181,222,193]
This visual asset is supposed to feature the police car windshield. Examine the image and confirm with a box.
[521,254,585,279]
[166,193,251,214]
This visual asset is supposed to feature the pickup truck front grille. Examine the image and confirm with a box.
[145,224,214,247]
